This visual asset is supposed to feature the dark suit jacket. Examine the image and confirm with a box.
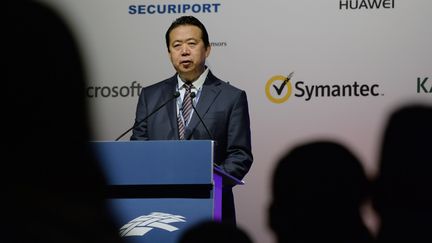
[131,71,253,223]
[131,71,253,180]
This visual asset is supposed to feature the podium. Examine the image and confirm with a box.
[90,140,242,243]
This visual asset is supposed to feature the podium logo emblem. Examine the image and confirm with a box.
[120,212,186,237]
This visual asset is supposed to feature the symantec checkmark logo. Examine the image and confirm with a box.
[265,72,294,103]
[265,72,384,103]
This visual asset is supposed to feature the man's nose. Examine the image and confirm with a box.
[181,45,190,55]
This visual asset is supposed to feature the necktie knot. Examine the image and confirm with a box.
[184,83,193,92]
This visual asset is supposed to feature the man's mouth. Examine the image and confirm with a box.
[180,60,192,68]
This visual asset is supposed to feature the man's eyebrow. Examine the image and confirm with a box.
[172,37,199,43]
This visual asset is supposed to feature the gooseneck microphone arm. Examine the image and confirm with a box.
[115,92,180,141]
[190,92,214,141]
[190,92,243,184]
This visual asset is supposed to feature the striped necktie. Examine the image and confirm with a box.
[178,83,193,140]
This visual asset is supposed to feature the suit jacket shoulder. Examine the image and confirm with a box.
[206,71,246,95]
[142,74,177,93]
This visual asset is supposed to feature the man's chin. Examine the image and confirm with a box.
[178,64,194,72]
[177,67,194,75]
[178,70,199,82]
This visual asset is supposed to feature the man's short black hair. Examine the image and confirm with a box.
[165,16,210,51]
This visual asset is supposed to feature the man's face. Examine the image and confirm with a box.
[168,25,210,82]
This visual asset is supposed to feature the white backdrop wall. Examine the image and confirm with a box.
[38,1,432,242]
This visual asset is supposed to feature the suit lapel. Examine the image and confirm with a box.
[162,76,179,139]
[185,72,222,139]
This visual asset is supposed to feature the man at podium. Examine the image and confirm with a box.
[130,16,253,224]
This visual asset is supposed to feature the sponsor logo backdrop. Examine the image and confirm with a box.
[37,0,432,242]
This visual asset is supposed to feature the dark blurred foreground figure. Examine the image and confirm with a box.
[372,104,432,243]
[7,1,122,242]
[269,141,374,243]
[178,220,253,243]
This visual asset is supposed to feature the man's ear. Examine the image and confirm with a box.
[205,45,211,58]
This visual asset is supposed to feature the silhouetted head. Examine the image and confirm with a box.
[8,2,121,242]
[373,104,432,242]
[8,0,103,189]
[269,141,372,243]
[179,220,253,243]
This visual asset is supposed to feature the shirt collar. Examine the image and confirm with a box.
[177,67,209,90]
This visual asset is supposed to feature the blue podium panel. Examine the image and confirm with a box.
[109,198,213,243]
[91,140,214,185]
[90,140,223,239]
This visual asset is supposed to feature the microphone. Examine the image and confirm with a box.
[190,92,214,142]
[115,91,180,141]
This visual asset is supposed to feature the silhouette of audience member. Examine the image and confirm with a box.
[7,1,122,243]
[269,141,374,243]
[178,220,253,243]
[372,104,432,243]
